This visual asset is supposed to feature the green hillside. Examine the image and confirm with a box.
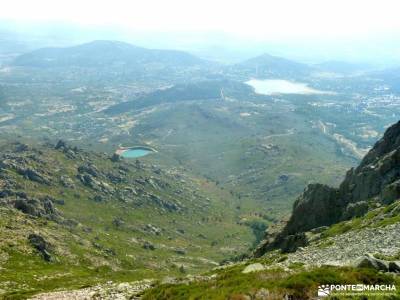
[0,141,255,298]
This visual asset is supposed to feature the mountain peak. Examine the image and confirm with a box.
[77,39,144,49]
[234,52,312,78]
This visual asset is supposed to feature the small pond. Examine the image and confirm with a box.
[119,147,155,158]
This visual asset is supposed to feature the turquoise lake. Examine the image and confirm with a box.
[121,148,153,158]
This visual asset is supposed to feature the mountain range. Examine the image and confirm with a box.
[232,53,313,78]
[12,40,207,68]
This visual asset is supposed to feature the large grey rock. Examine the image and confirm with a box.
[143,224,162,235]
[381,180,400,205]
[353,254,389,272]
[310,226,329,234]
[142,241,156,251]
[60,175,75,188]
[55,140,67,150]
[14,196,60,221]
[174,248,186,255]
[242,263,265,274]
[15,198,41,216]
[389,261,400,273]
[255,288,271,300]
[343,201,369,219]
[77,174,97,189]
[280,232,309,253]
[16,167,50,185]
[15,143,29,152]
[78,164,100,178]
[28,233,52,262]
[149,193,181,212]
[283,184,341,235]
[110,153,121,162]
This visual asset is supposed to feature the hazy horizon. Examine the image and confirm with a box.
[1,0,400,65]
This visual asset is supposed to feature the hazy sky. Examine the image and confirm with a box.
[1,0,400,40]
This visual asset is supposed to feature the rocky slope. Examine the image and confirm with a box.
[0,140,254,298]
[30,280,154,300]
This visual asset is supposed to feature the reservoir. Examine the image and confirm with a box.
[245,79,332,95]
[117,146,156,158]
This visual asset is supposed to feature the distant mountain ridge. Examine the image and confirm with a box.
[12,40,207,68]
[232,53,313,78]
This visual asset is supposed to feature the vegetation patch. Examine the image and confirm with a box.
[143,266,399,300]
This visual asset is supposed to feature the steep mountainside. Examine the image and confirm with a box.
[0,140,254,298]
[255,120,400,255]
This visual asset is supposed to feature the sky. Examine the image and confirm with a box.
[1,0,400,40]
[1,0,400,64]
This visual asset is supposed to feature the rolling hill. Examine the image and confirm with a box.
[104,80,252,115]
[12,40,207,68]
[230,53,313,78]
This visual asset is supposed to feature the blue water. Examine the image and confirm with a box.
[121,149,153,158]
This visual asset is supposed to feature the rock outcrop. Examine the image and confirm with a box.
[283,184,341,235]
[13,195,62,221]
[353,254,390,272]
[255,121,400,256]
[339,121,400,205]
[28,233,53,262]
